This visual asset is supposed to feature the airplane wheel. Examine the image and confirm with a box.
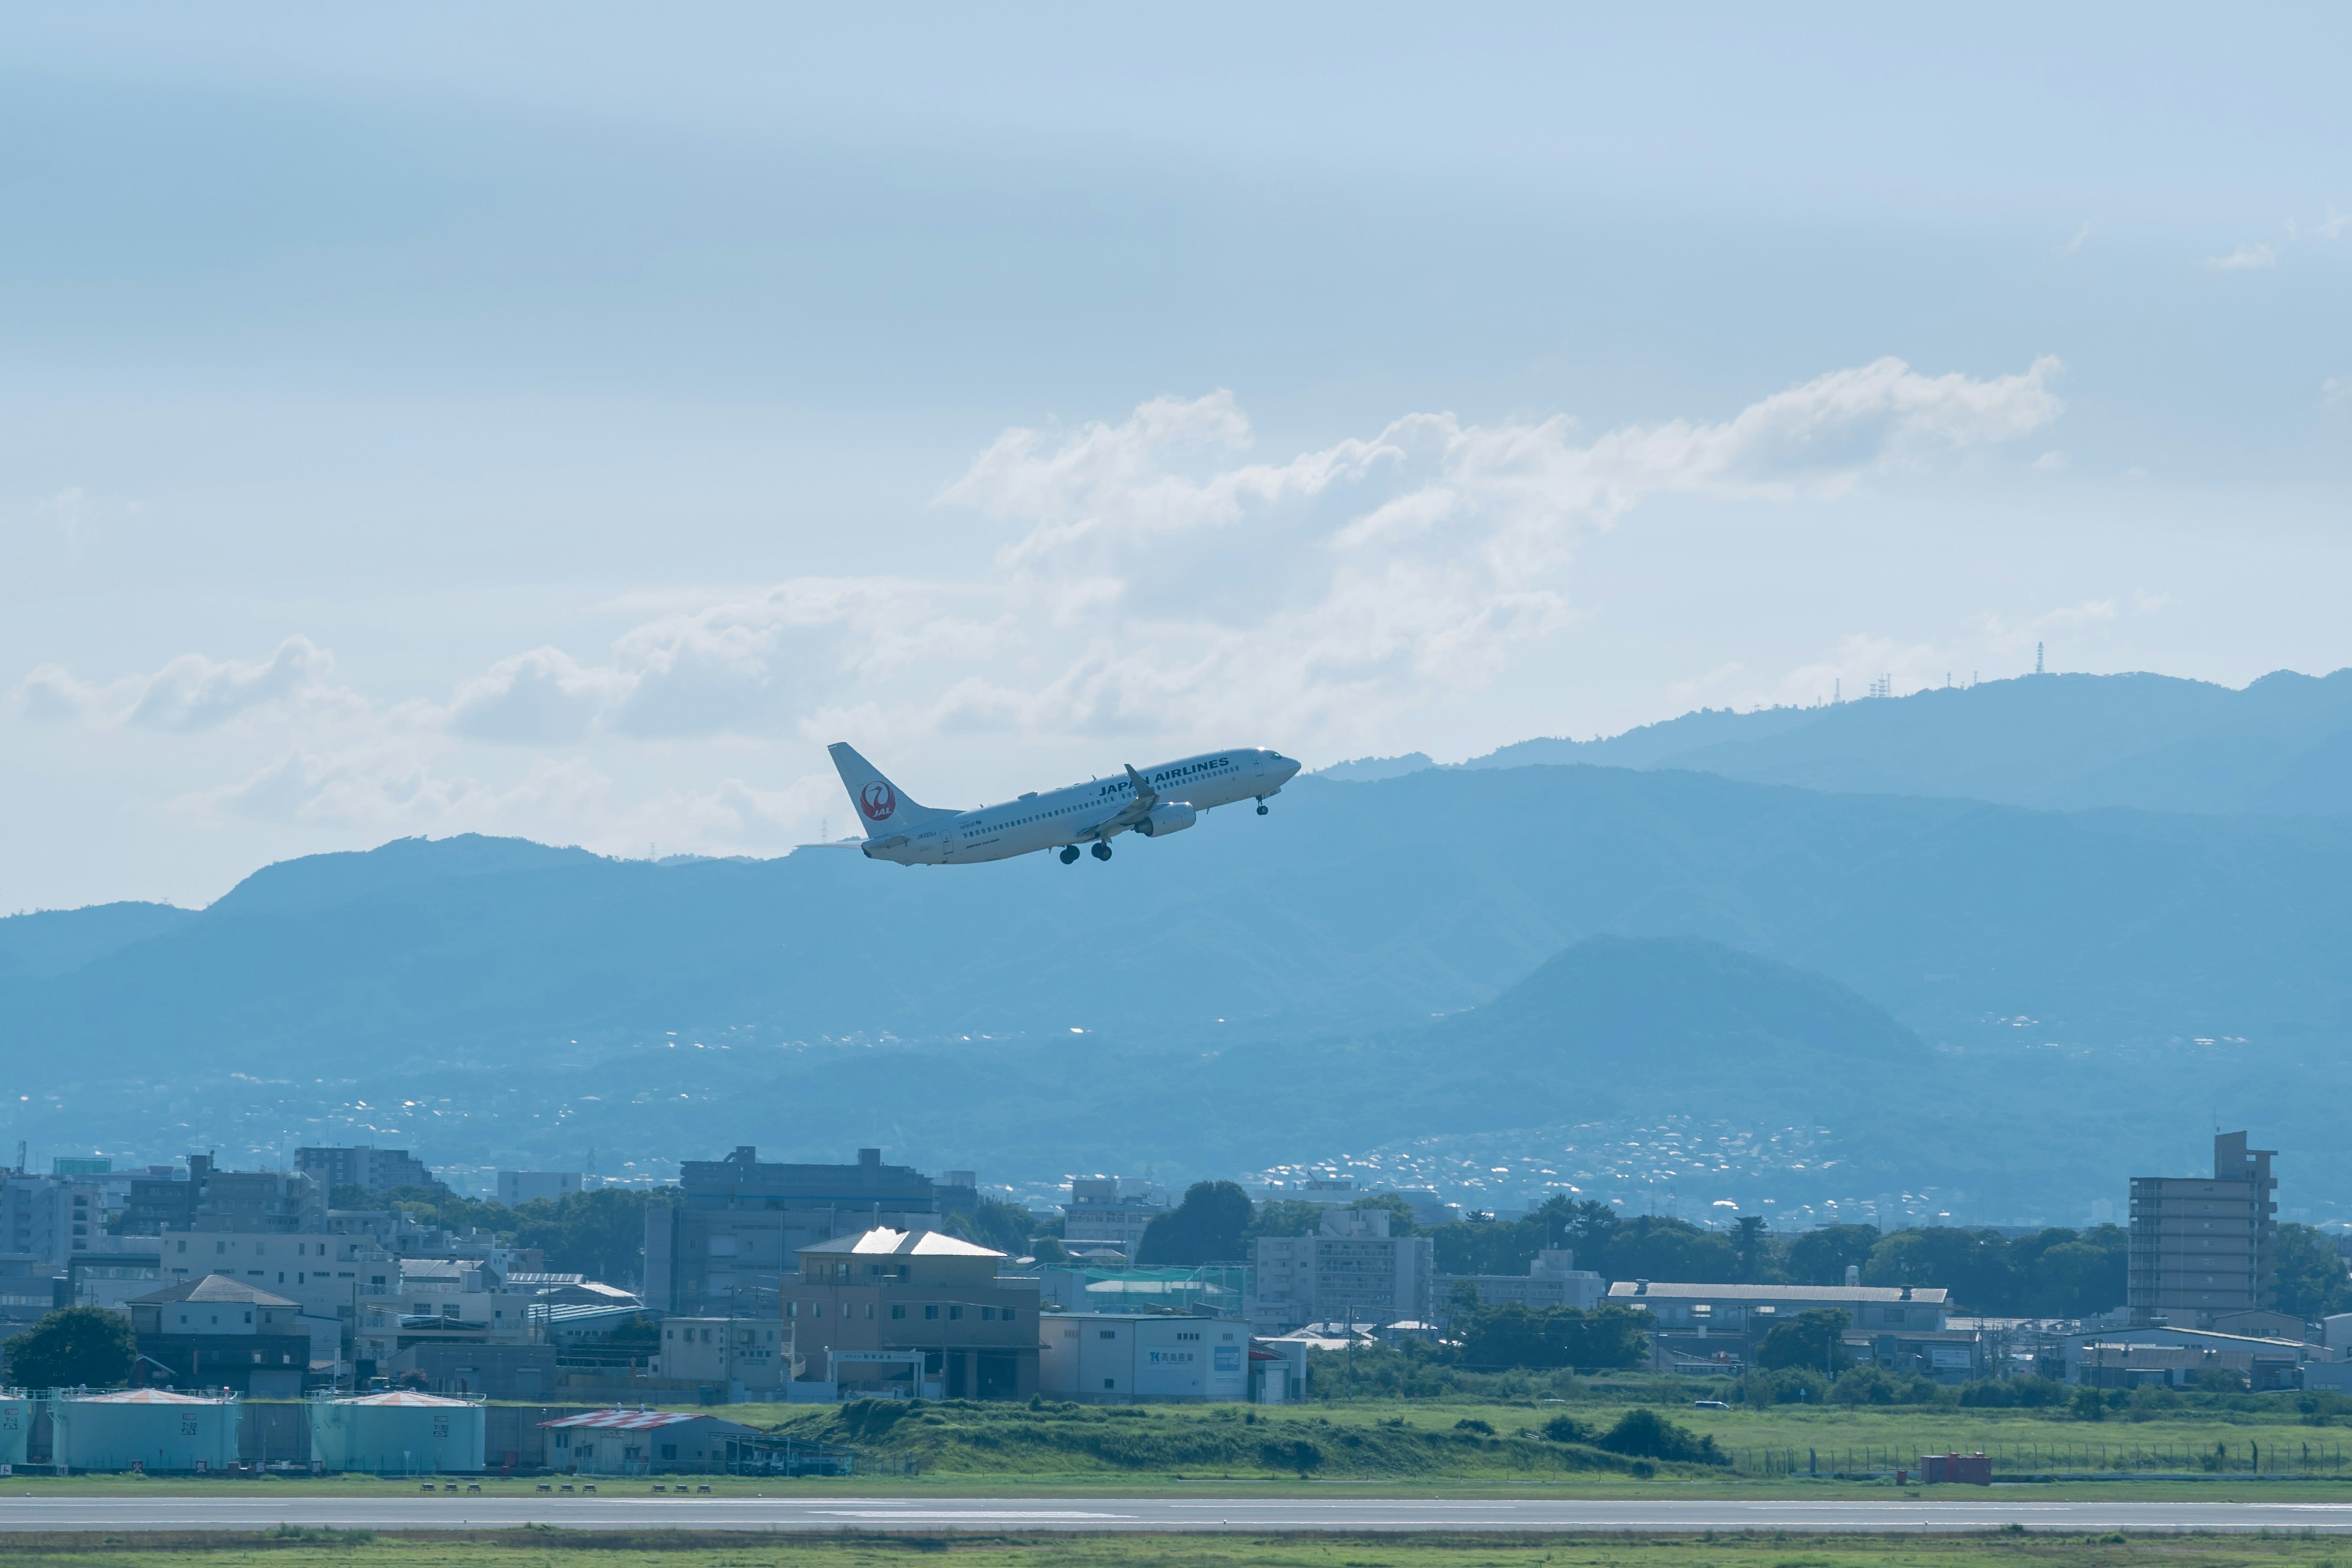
[1091,843,1113,861]
[1257,803,1269,815]
[1059,846,1079,864]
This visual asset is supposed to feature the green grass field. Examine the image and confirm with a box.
[15,1529,2352,1568]
[15,1392,2352,1495]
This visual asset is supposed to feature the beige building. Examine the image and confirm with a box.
[658,1316,793,1392]
[785,1228,1039,1400]
[2129,1131,2278,1327]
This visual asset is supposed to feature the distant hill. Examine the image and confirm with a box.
[3,761,2348,1213]
[0,900,195,981]
[1408,669,2352,816]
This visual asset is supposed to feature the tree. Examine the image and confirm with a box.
[1593,1215,1740,1283]
[1864,1227,2014,1310]
[2273,1223,2352,1321]
[1752,1308,1851,1374]
[1597,1408,1726,1464]
[1243,1200,1326,1240]
[944,1196,1042,1257]
[1456,1303,1648,1371]
[1784,1225,1880,1286]
[510,1188,671,1286]
[4,1306,136,1389]
[1136,1180,1253,1265]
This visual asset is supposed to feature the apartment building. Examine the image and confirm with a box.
[295,1145,441,1197]
[1248,1207,1433,1332]
[2130,1131,2278,1327]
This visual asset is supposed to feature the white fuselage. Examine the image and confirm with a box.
[862,748,1299,866]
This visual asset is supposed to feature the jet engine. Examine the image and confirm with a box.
[1134,802,1198,837]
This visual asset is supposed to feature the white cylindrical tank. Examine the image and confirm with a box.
[51,1389,239,1473]
[311,1391,486,1474]
[0,1393,28,1466]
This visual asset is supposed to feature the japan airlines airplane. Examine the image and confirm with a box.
[828,742,1302,865]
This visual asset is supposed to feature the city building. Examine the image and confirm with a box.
[785,1227,1039,1400]
[497,1171,581,1207]
[1248,1207,1433,1333]
[1605,1280,1951,1372]
[127,1274,313,1397]
[644,1147,942,1316]
[352,1257,542,1375]
[1061,1178,1169,1258]
[2129,1131,2278,1327]
[1038,1312,1249,1402]
[296,1146,442,1198]
[123,1156,326,1236]
[1436,1249,1605,1317]
[657,1316,793,1393]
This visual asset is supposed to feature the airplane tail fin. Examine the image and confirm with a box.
[828,743,941,835]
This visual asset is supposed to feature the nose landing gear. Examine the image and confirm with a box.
[1059,845,1080,864]
[1090,842,1114,861]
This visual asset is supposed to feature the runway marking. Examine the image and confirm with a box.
[810,1510,1134,1520]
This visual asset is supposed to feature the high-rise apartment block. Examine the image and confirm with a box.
[2129,1131,2278,1327]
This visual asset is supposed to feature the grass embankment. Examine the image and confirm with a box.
[14,1531,2352,1568]
[17,1393,2352,1494]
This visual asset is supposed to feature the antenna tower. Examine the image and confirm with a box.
[2036,641,2045,676]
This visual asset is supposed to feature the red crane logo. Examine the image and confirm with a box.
[859,782,897,822]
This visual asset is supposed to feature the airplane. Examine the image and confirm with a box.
[827,742,1302,865]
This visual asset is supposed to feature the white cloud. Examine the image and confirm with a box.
[2200,243,2278,271]
[2325,377,2348,407]
[15,636,342,731]
[2055,222,2092,257]
[2031,450,2068,472]
[19,355,2068,853]
[2320,213,2350,242]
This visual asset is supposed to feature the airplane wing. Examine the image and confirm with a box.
[1085,764,1160,837]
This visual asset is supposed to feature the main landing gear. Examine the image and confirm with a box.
[1059,845,1080,864]
[1256,798,1270,815]
[1090,842,1114,861]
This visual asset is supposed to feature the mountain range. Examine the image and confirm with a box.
[1,668,2345,1220]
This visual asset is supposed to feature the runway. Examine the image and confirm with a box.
[11,1494,2352,1534]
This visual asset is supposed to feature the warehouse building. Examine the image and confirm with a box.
[1038,1312,1249,1402]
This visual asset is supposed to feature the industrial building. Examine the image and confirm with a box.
[51,1389,239,1473]
[543,1408,763,1475]
[786,1227,1039,1400]
[644,1147,943,1316]
[2129,1131,2278,1327]
[1038,1313,1249,1402]
[127,1274,312,1397]
[1248,1207,1433,1332]
[311,1390,486,1474]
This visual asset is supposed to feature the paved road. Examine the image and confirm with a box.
[11,1495,2352,1534]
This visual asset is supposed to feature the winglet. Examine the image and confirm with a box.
[1123,763,1158,812]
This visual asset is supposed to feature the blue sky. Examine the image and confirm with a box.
[3,4,2348,910]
